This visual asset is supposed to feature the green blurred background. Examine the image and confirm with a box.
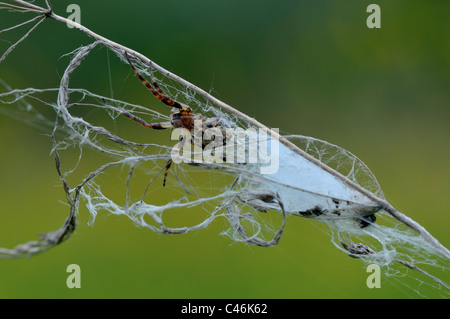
[0,0,449,298]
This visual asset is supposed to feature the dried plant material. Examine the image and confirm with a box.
[0,1,448,298]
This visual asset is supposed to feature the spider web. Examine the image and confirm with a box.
[0,41,449,298]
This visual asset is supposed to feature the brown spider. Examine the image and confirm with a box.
[119,52,229,186]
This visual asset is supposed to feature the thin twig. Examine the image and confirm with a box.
[6,0,47,13]
[394,259,450,291]
[44,0,52,12]
[0,15,45,63]
[0,14,41,34]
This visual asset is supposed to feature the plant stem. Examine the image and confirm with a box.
[6,0,450,260]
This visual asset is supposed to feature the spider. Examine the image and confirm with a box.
[119,52,229,186]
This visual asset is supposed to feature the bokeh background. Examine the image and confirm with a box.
[0,0,449,298]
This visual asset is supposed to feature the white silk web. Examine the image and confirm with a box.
[0,39,449,298]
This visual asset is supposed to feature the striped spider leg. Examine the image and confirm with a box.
[118,52,202,186]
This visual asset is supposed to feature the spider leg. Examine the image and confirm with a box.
[163,134,190,186]
[125,52,187,110]
[147,61,189,111]
[162,159,173,187]
[120,111,172,130]
[102,98,172,130]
